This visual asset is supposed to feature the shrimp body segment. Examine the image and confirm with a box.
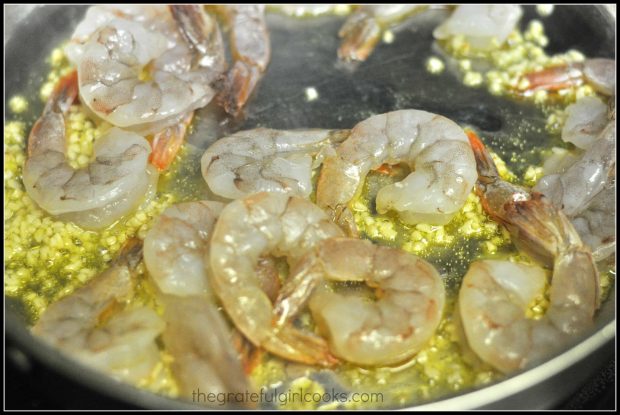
[316,110,477,228]
[460,259,591,373]
[288,237,446,366]
[433,5,523,50]
[201,128,350,200]
[23,70,158,230]
[32,240,165,383]
[209,192,345,366]
[143,201,224,297]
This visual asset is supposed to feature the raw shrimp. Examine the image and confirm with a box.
[461,132,599,373]
[570,183,616,261]
[32,239,165,383]
[433,5,523,50]
[143,200,224,297]
[560,96,609,150]
[316,110,477,231]
[520,58,615,96]
[534,121,615,218]
[201,128,350,200]
[210,5,271,116]
[143,200,262,400]
[338,5,429,62]
[535,123,616,260]
[276,237,445,366]
[65,5,226,133]
[22,70,158,230]
[158,295,254,403]
[209,192,345,366]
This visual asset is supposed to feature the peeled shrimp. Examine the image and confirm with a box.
[143,200,256,400]
[201,127,350,200]
[338,5,429,62]
[276,237,445,366]
[535,123,616,261]
[433,5,523,50]
[65,5,225,133]
[316,110,477,230]
[211,5,271,116]
[209,192,344,366]
[143,201,224,297]
[534,121,615,218]
[32,240,165,383]
[22,70,158,230]
[158,295,254,402]
[462,132,599,373]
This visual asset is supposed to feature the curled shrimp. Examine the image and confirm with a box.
[209,192,345,366]
[275,237,445,366]
[462,132,600,373]
[211,5,271,116]
[143,200,224,297]
[316,109,477,231]
[200,128,350,200]
[32,239,165,383]
[520,58,615,96]
[433,5,523,50]
[22,70,158,230]
[338,5,428,62]
[66,5,226,133]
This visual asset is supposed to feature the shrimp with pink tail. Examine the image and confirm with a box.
[212,5,271,116]
[338,5,428,62]
[32,239,165,384]
[459,131,600,373]
[22,70,158,230]
[209,192,345,367]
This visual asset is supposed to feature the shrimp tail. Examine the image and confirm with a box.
[269,326,339,367]
[46,69,80,114]
[338,11,381,62]
[170,4,226,72]
[503,193,583,266]
[149,112,193,171]
[170,5,212,51]
[273,252,323,326]
[519,63,584,94]
[231,330,264,375]
[28,69,79,157]
[466,129,500,183]
[217,60,261,116]
[113,237,144,270]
